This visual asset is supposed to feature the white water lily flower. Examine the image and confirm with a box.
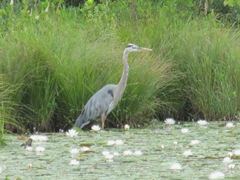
[189,140,200,145]
[134,150,143,156]
[35,147,45,155]
[223,157,232,164]
[233,149,240,156]
[105,154,114,160]
[113,152,119,156]
[26,146,33,151]
[228,152,233,157]
[107,140,115,145]
[35,146,45,152]
[69,159,79,166]
[66,129,78,137]
[106,159,113,163]
[123,150,133,156]
[124,124,130,130]
[115,140,124,145]
[228,164,235,170]
[170,163,182,170]
[30,135,48,141]
[183,150,193,157]
[165,118,175,125]
[107,139,124,146]
[208,171,225,179]
[80,147,89,152]
[226,122,235,128]
[173,141,178,146]
[161,145,165,149]
[91,125,101,131]
[70,148,79,154]
[27,163,32,168]
[181,128,189,133]
[197,120,208,126]
[102,151,110,156]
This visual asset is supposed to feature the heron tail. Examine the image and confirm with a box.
[74,111,90,129]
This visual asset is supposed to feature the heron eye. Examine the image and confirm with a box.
[126,45,132,48]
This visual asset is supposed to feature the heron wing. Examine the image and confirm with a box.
[85,84,116,120]
[75,84,116,128]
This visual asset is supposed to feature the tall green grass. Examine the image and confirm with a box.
[0,79,20,144]
[111,1,240,120]
[169,20,240,119]
[0,4,176,131]
[0,0,240,134]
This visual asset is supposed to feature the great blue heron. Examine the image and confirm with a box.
[74,44,152,129]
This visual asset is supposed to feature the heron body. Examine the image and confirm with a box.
[74,44,152,129]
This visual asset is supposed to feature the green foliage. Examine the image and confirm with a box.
[0,0,240,134]
[170,21,240,119]
[224,0,240,6]
[0,79,20,145]
[110,0,240,120]
[0,1,175,131]
[0,36,58,131]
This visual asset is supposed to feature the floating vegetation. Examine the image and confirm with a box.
[0,121,240,179]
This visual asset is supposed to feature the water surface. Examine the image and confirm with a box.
[1,121,239,179]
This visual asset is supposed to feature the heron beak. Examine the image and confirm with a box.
[140,47,152,51]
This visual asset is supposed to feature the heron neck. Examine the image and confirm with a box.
[117,49,129,96]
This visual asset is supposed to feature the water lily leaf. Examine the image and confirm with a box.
[82,150,96,154]
[122,160,136,163]
[232,156,240,159]
[77,157,86,161]
[204,156,219,159]
[79,142,95,147]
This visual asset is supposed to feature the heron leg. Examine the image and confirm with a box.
[101,113,107,129]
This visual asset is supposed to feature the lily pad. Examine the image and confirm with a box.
[1,122,240,179]
[79,142,95,147]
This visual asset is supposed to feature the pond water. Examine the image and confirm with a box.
[0,121,240,179]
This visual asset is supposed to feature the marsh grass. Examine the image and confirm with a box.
[0,1,240,133]
[0,80,21,144]
[0,5,176,131]
[171,21,240,119]
[113,2,240,120]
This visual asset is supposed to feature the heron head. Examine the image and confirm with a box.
[126,44,152,52]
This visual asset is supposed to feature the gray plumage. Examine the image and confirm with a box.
[74,44,152,129]
[75,84,116,128]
